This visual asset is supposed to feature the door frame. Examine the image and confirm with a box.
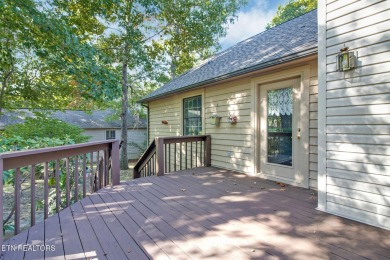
[251,65,310,188]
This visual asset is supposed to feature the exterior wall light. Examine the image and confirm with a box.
[336,47,355,71]
[210,114,222,126]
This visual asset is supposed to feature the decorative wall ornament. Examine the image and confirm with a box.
[227,114,237,124]
[210,114,222,126]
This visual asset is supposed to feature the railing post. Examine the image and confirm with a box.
[156,137,165,176]
[204,135,211,167]
[111,140,120,186]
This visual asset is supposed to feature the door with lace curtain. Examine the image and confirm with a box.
[259,78,307,186]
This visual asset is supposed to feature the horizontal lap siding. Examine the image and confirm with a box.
[205,79,253,173]
[325,0,390,229]
[149,96,182,142]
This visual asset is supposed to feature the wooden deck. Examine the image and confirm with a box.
[1,167,390,259]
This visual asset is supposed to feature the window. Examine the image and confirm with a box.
[106,130,116,140]
[183,95,202,135]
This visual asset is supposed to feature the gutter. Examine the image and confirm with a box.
[139,46,318,103]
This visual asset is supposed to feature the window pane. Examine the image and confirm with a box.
[267,87,292,166]
[183,96,202,136]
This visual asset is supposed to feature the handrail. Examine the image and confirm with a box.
[0,139,120,246]
[133,140,156,178]
[133,135,211,178]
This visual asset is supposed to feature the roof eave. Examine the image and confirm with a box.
[139,46,318,103]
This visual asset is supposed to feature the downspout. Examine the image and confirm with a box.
[141,103,150,144]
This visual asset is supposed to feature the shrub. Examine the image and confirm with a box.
[3,117,90,144]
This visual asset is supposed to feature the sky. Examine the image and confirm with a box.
[219,0,288,50]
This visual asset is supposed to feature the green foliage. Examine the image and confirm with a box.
[0,0,121,112]
[3,117,90,144]
[266,0,317,29]
[154,0,247,78]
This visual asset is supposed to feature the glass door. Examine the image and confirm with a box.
[259,78,307,186]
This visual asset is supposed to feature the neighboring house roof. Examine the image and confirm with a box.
[0,109,147,130]
[140,10,318,102]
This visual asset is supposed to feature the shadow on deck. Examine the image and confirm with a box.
[2,167,390,259]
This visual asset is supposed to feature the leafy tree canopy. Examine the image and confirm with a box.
[0,0,121,113]
[266,0,317,29]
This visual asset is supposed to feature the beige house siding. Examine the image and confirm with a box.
[148,58,319,188]
[84,129,146,160]
[318,0,390,229]
[205,78,253,173]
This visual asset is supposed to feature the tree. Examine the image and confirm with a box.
[0,0,120,114]
[97,0,246,170]
[266,0,317,29]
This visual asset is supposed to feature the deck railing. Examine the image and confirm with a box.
[134,135,211,178]
[0,139,120,245]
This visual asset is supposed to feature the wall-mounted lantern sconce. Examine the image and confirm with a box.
[336,47,355,71]
[227,114,237,124]
[210,114,222,126]
[161,120,168,125]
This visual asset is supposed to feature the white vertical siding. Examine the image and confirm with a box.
[322,0,390,230]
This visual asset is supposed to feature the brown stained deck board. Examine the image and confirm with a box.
[2,166,390,259]
[170,175,322,226]
[97,188,170,260]
[162,172,320,224]
[89,191,148,260]
[44,214,64,260]
[79,197,128,260]
[113,187,193,259]
[70,201,106,259]
[145,174,313,228]
[133,178,269,259]
[135,174,385,259]
[0,228,28,260]
[169,169,319,212]
[105,188,187,260]
[134,177,308,258]
[182,169,390,259]
[117,184,243,259]
[57,207,86,260]
[23,221,45,260]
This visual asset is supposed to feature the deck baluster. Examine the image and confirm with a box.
[55,160,60,212]
[15,168,21,235]
[82,154,87,198]
[74,155,79,202]
[90,152,94,193]
[44,162,49,219]
[65,158,70,207]
[30,165,36,226]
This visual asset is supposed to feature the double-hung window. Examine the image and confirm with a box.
[183,95,202,135]
[106,130,116,140]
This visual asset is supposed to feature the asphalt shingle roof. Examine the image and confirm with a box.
[141,10,317,102]
[0,109,147,129]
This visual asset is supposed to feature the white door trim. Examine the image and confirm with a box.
[250,65,310,188]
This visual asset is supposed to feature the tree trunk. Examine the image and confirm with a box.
[120,47,129,170]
